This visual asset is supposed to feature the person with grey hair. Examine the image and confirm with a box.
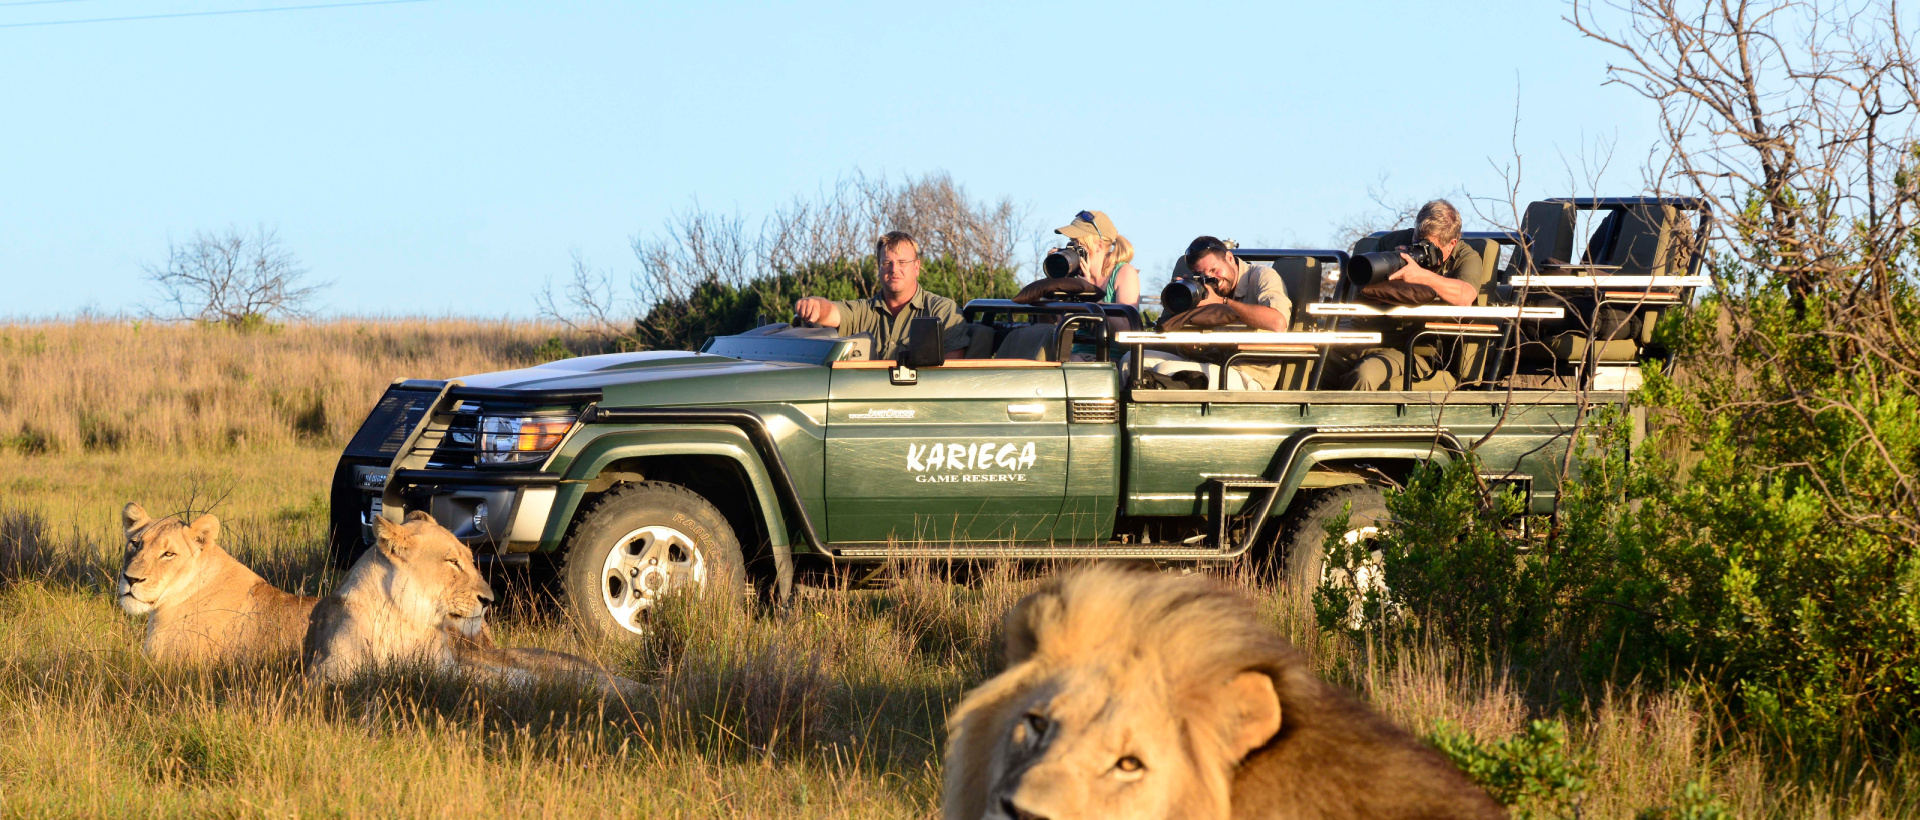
[1338,199,1488,390]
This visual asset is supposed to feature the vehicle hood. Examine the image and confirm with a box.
[456,351,826,405]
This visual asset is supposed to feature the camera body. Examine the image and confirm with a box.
[1044,245,1088,278]
[1346,238,1445,289]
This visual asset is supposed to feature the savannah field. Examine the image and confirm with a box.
[0,319,1909,818]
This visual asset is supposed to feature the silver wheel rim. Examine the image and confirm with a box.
[1321,524,1393,629]
[600,525,707,635]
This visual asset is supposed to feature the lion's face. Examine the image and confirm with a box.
[375,512,494,635]
[118,502,217,617]
[946,568,1285,820]
[980,665,1216,820]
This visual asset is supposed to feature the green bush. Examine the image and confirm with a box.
[1429,719,1593,820]
[630,256,1018,352]
[1349,318,1920,753]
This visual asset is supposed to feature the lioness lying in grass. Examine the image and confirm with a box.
[118,502,318,663]
[303,511,640,698]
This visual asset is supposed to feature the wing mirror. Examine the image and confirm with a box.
[891,316,946,384]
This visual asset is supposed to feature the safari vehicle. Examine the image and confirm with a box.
[328,197,1709,638]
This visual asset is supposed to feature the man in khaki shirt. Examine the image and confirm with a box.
[1147,236,1293,390]
[1340,199,1487,390]
[793,231,970,360]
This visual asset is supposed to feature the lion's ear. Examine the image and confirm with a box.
[1003,589,1064,664]
[122,502,151,535]
[1218,671,1283,762]
[373,515,411,559]
[186,514,220,550]
[405,510,435,524]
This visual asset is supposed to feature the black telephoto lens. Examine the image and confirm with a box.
[1044,247,1085,278]
[1160,279,1207,316]
[1345,251,1409,289]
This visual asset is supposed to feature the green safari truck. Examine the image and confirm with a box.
[328,197,1705,639]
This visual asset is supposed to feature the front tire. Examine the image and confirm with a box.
[559,482,746,640]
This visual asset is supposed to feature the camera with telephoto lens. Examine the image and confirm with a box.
[1159,276,1215,317]
[1043,244,1087,278]
[1345,238,1445,289]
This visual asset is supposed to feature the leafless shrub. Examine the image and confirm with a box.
[144,226,327,328]
[541,171,1032,340]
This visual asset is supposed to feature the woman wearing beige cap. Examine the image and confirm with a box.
[1051,209,1141,306]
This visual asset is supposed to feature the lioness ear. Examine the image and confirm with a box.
[186,514,220,550]
[373,515,411,559]
[122,502,151,535]
[1220,671,1283,762]
[405,510,435,525]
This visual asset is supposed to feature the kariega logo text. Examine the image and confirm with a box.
[907,441,1038,483]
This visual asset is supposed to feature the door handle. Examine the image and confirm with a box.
[1006,403,1045,420]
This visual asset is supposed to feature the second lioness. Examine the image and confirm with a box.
[303,512,640,697]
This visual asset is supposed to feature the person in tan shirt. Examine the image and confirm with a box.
[1145,236,1293,390]
[793,231,970,359]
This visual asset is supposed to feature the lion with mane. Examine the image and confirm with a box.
[944,565,1502,820]
[118,502,318,663]
[304,511,639,697]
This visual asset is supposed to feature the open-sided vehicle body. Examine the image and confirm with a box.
[328,198,1705,635]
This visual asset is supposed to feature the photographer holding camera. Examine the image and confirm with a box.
[1140,235,1293,389]
[1038,210,1140,306]
[1338,199,1487,390]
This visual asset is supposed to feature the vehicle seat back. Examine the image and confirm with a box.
[1511,201,1578,277]
[994,324,1058,362]
[958,322,996,359]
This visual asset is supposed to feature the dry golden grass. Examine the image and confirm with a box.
[0,320,1910,818]
[0,318,572,454]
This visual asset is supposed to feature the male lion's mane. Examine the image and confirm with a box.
[945,565,1503,820]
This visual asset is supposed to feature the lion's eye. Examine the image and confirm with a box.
[1114,756,1145,774]
[1024,713,1049,737]
[160,551,176,560]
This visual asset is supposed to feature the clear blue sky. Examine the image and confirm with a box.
[0,0,1656,318]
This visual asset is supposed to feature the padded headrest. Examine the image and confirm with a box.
[1373,228,1417,251]
[1270,257,1323,330]
[1516,201,1577,274]
[1603,204,1680,274]
[1350,233,1385,255]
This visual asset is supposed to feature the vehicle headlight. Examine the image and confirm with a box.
[479,415,576,464]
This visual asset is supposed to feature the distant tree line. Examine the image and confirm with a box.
[540,172,1028,351]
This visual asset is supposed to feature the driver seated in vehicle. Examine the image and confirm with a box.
[1141,236,1293,390]
[793,230,974,360]
[1338,199,1486,391]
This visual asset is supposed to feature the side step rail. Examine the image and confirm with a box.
[1206,424,1465,555]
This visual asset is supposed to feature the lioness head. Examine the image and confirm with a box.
[119,502,220,617]
[945,567,1286,820]
[373,511,494,636]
